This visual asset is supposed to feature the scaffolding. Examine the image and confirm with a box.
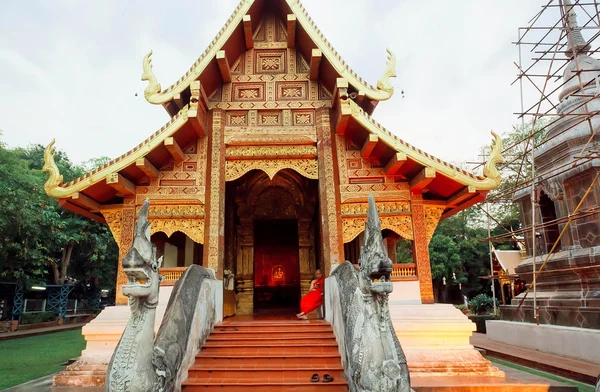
[474,0,600,323]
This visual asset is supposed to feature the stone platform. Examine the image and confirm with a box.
[390,303,503,378]
[486,320,600,365]
[52,287,174,387]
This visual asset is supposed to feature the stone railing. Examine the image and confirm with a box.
[391,263,417,281]
[160,267,187,286]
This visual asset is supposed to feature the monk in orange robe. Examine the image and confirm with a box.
[296,269,324,320]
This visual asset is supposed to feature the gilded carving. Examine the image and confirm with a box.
[101,209,123,245]
[141,51,161,99]
[137,204,205,219]
[150,218,204,244]
[342,215,413,243]
[424,205,445,243]
[276,81,308,100]
[411,202,434,304]
[226,159,318,181]
[256,51,286,73]
[232,83,265,101]
[227,111,248,126]
[341,201,410,216]
[225,135,317,146]
[116,207,135,305]
[42,139,63,194]
[225,145,317,159]
[207,111,225,270]
[258,111,281,125]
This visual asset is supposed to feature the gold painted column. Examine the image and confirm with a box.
[315,108,344,275]
[203,109,226,279]
[411,194,434,304]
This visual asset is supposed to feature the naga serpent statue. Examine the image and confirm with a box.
[329,194,411,392]
[106,200,217,392]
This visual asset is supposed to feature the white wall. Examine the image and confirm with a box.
[163,242,178,268]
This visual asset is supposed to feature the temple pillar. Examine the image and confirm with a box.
[235,218,254,315]
[315,108,344,275]
[203,109,226,278]
[411,194,434,304]
[101,201,135,306]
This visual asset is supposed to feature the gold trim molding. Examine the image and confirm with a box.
[341,201,409,216]
[149,218,205,244]
[226,159,318,181]
[225,145,317,159]
[342,215,413,243]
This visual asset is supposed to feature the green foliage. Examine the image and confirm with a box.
[0,138,118,290]
[469,293,496,315]
[395,238,413,264]
[20,311,57,325]
[454,304,468,311]
[0,329,86,389]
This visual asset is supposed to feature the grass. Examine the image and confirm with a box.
[0,329,86,389]
[488,356,596,392]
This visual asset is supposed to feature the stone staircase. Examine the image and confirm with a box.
[182,319,348,391]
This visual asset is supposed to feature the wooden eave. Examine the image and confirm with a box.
[342,99,498,219]
[144,0,394,114]
[44,107,197,220]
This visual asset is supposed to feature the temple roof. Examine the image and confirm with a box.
[143,0,396,115]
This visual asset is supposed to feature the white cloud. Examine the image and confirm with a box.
[0,0,547,169]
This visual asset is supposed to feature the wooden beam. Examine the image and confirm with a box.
[188,80,208,137]
[71,192,100,212]
[309,49,322,81]
[356,90,367,107]
[216,50,231,83]
[335,101,352,135]
[384,152,408,175]
[361,134,379,159]
[410,167,436,192]
[59,200,104,223]
[164,137,184,162]
[287,14,296,48]
[173,93,183,110]
[106,173,136,196]
[136,158,159,178]
[442,191,486,219]
[447,186,477,208]
[332,78,349,109]
[243,15,254,49]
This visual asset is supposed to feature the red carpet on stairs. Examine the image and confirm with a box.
[182,319,348,391]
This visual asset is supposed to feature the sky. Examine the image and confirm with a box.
[0,0,544,170]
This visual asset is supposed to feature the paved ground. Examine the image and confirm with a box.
[0,323,87,341]
[471,332,600,385]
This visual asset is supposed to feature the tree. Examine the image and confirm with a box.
[0,139,118,290]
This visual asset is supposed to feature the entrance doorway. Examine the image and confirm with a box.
[253,220,300,313]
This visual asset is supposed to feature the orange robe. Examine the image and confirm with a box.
[300,278,324,314]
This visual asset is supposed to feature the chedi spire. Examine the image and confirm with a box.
[563,0,591,58]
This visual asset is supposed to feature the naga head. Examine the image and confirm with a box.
[122,199,162,305]
[358,194,393,296]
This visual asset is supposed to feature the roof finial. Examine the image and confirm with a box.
[563,0,590,59]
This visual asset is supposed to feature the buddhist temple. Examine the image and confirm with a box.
[44,0,502,316]
[40,1,511,388]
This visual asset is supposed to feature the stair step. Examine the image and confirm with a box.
[205,336,337,345]
[195,354,342,366]
[210,331,335,339]
[182,378,348,392]
[183,320,348,391]
[200,344,339,355]
[188,366,344,379]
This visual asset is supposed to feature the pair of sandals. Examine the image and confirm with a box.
[311,374,334,383]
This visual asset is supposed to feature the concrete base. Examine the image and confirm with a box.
[486,320,600,364]
[390,304,504,378]
[52,287,174,387]
[390,281,423,305]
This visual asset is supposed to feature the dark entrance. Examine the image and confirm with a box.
[253,220,300,313]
